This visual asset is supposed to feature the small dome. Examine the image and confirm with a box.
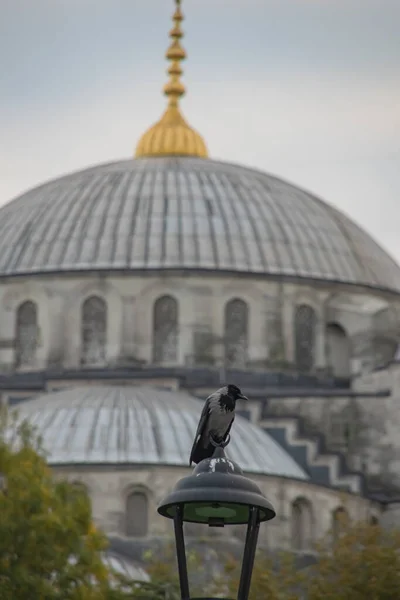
[102,552,149,582]
[135,106,208,158]
[2,157,400,293]
[12,385,308,479]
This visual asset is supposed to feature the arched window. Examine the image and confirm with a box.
[326,323,350,378]
[153,295,179,364]
[332,507,349,543]
[125,491,148,537]
[224,298,249,368]
[295,304,316,372]
[291,497,313,551]
[15,301,38,368]
[81,296,107,366]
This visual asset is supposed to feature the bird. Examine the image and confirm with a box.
[189,384,248,466]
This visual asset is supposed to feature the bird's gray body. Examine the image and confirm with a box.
[200,391,235,442]
[189,385,247,466]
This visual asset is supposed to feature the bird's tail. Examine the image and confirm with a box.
[190,443,214,466]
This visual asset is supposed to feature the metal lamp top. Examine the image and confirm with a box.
[157,447,276,526]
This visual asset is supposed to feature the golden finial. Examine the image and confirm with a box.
[135,0,208,159]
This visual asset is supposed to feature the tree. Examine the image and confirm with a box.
[214,550,303,600]
[305,518,400,600]
[132,518,400,600]
[217,518,400,600]
[0,407,114,600]
[120,542,216,599]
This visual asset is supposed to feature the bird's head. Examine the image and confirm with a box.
[226,384,248,402]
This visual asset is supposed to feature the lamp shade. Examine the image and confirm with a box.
[158,447,276,526]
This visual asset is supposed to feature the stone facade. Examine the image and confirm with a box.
[353,364,400,486]
[0,261,398,567]
[0,273,398,375]
[54,463,381,555]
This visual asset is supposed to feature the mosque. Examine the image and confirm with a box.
[2,0,400,574]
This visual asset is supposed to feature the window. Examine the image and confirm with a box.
[291,497,313,551]
[326,322,350,378]
[224,298,249,368]
[153,295,179,364]
[15,301,38,368]
[192,327,214,366]
[81,296,107,366]
[332,507,348,543]
[125,492,148,537]
[294,304,316,372]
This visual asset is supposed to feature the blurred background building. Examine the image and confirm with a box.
[2,0,400,571]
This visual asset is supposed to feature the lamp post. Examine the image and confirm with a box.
[158,445,276,600]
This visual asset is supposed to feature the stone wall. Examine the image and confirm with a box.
[53,463,381,554]
[0,272,396,374]
[353,364,400,486]
[266,394,364,460]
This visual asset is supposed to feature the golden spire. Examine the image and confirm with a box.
[135,0,208,159]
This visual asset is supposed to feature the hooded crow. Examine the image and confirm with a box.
[189,384,248,466]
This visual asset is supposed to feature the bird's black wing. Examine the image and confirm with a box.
[223,414,235,441]
[189,397,211,466]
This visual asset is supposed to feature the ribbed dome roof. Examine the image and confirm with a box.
[11,385,308,479]
[2,157,400,293]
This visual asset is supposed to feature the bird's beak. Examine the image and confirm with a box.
[239,394,248,401]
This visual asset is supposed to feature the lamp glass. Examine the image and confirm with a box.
[164,501,270,524]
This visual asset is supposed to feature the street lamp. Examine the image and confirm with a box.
[158,445,276,600]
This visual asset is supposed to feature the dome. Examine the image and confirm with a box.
[12,385,308,480]
[102,552,149,582]
[2,157,400,293]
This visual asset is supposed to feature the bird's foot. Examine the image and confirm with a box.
[210,433,231,448]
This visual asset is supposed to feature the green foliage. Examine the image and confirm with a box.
[305,519,400,600]
[213,550,304,600]
[219,519,400,600]
[138,544,205,599]
[129,519,400,600]
[119,543,213,599]
[0,407,113,600]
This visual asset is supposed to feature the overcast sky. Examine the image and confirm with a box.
[1,0,399,260]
